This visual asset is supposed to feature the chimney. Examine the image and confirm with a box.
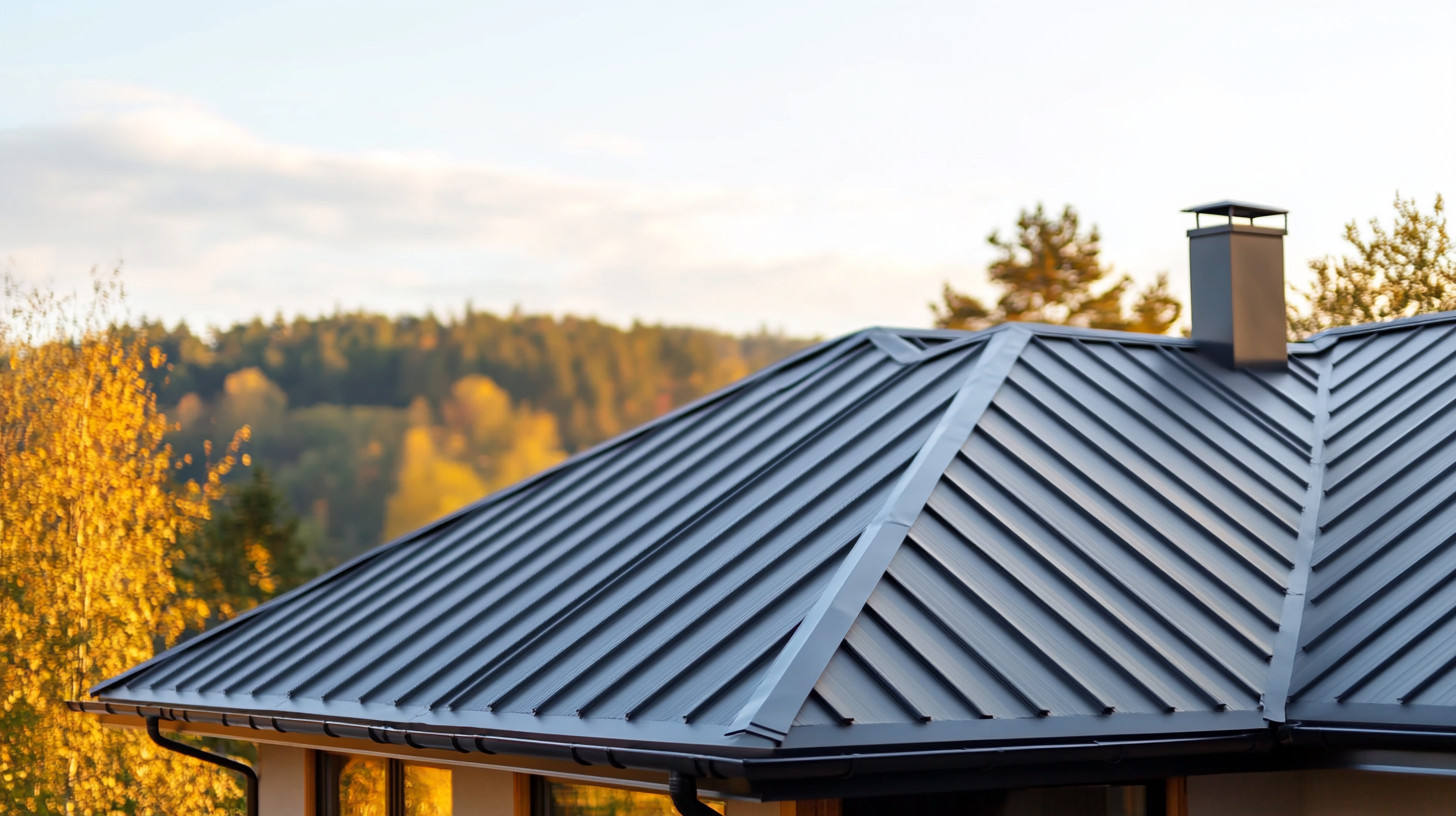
[1183,200,1289,369]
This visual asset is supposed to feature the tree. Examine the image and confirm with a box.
[1,272,244,815]
[934,203,1181,334]
[383,375,566,539]
[1288,193,1452,338]
[178,467,316,631]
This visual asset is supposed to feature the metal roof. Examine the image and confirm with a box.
[85,313,1456,775]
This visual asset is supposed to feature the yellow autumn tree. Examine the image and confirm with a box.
[0,272,244,815]
[383,375,566,539]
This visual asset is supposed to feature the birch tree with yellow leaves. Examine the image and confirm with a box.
[1,273,244,815]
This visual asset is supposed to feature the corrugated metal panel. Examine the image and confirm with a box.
[1289,321,1456,715]
[809,335,1315,728]
[96,332,989,746]
[91,313,1456,757]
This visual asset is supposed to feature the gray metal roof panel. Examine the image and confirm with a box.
[90,313,1456,760]
[1289,320,1456,720]
[806,335,1313,733]
[99,332,996,748]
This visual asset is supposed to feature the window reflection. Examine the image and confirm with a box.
[320,754,451,816]
[543,780,724,816]
[405,764,452,816]
[338,756,388,816]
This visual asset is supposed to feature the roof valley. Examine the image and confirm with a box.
[1262,347,1336,722]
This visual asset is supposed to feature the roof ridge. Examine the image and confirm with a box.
[1301,309,1456,345]
[722,326,1035,744]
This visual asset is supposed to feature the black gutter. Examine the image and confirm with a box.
[1281,724,1456,753]
[668,772,720,816]
[146,715,258,816]
[78,701,1267,783]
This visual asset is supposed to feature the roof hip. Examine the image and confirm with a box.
[724,327,1035,744]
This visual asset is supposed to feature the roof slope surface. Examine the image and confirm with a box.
[89,316,1456,759]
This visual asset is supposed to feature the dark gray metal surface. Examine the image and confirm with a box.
[1289,319,1456,725]
[88,313,1456,762]
[1183,201,1289,220]
[96,330,992,750]
[806,334,1314,730]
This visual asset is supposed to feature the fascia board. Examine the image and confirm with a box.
[1287,701,1456,731]
[775,709,1272,753]
[88,690,776,755]
[724,327,1035,743]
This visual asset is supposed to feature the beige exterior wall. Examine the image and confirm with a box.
[257,743,313,816]
[452,766,519,816]
[1190,769,1456,816]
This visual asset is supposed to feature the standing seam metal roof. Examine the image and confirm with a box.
[88,314,1456,759]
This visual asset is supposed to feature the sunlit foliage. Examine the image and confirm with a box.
[383,375,566,539]
[147,312,804,563]
[0,273,243,815]
[141,310,805,452]
[934,203,1181,335]
[1288,193,1452,338]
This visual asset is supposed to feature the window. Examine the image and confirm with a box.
[533,777,724,816]
[318,754,452,816]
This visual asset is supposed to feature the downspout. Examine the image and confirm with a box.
[146,715,258,816]
[668,771,720,816]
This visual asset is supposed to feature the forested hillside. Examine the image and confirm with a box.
[143,310,810,567]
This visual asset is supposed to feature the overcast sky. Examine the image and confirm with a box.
[3,1,1453,337]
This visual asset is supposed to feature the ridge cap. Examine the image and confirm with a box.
[722,326,1035,743]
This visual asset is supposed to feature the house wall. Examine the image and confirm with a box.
[258,743,313,816]
[256,744,817,816]
[452,766,518,816]
[1189,769,1456,816]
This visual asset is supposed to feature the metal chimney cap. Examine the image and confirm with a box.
[1182,200,1288,219]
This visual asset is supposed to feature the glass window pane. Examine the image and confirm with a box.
[545,781,724,816]
[1107,785,1146,816]
[338,756,388,816]
[405,764,453,816]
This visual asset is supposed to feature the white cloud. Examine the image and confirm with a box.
[0,92,989,335]
[561,131,645,159]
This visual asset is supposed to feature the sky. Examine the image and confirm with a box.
[2,1,1453,338]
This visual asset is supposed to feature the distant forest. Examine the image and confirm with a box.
[141,310,810,567]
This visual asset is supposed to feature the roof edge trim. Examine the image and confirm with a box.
[724,326,1035,742]
[70,700,1271,782]
[1261,348,1333,722]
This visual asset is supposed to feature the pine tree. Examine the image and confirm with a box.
[1288,193,1452,338]
[934,204,1181,334]
[178,467,315,629]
